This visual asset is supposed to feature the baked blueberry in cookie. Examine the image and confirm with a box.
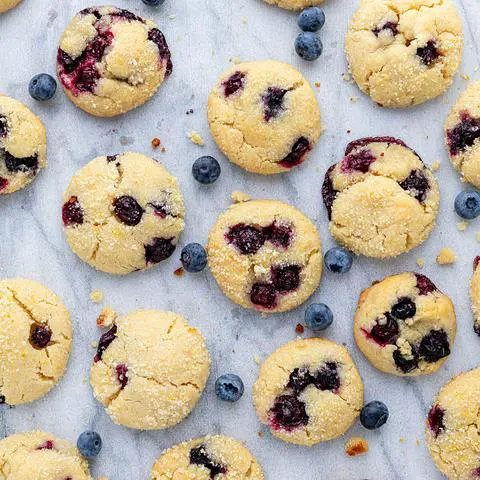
[346,0,463,108]
[253,338,363,446]
[208,60,321,174]
[62,152,184,275]
[57,6,172,117]
[0,95,47,194]
[322,137,439,258]
[354,272,456,376]
[208,199,322,313]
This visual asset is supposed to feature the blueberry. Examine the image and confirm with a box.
[454,190,480,219]
[305,303,333,331]
[192,156,221,185]
[29,74,57,101]
[297,7,325,32]
[142,0,165,5]
[295,32,323,61]
[77,431,102,458]
[180,243,207,273]
[360,401,389,430]
[324,247,353,273]
[215,374,244,402]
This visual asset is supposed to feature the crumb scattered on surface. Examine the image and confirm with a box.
[187,131,204,146]
[345,437,369,456]
[476,232,480,242]
[436,248,457,265]
[315,82,321,89]
[89,289,103,304]
[91,341,98,349]
[258,431,264,438]
[230,57,241,65]
[295,323,304,334]
[231,191,251,203]
[342,73,353,83]
[461,74,470,80]
[349,96,359,103]
[416,258,425,268]
[151,137,161,149]
[168,14,176,20]
[399,437,405,443]
[254,355,261,365]
[174,267,184,277]
[431,161,441,171]
[96,306,116,327]
[416,439,421,446]
[458,221,469,231]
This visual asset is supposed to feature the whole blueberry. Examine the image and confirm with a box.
[454,190,480,219]
[305,303,333,331]
[29,74,57,101]
[324,247,353,273]
[180,243,207,273]
[192,156,221,185]
[360,401,389,430]
[77,431,102,458]
[215,374,244,402]
[142,0,165,5]
[295,32,323,61]
[297,7,325,32]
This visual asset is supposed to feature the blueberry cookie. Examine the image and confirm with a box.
[151,435,264,479]
[354,272,456,376]
[207,199,322,313]
[57,6,172,117]
[470,257,480,335]
[207,60,321,174]
[322,137,439,258]
[90,310,210,430]
[263,0,325,11]
[0,278,72,405]
[253,338,363,446]
[445,81,480,188]
[426,367,480,479]
[0,0,21,13]
[62,152,184,275]
[0,95,47,194]
[345,0,463,108]
[0,431,91,479]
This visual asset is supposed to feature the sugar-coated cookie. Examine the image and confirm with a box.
[263,0,325,11]
[0,0,21,13]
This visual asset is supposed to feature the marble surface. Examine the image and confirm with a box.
[1,0,480,478]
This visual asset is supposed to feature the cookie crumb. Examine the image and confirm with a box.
[174,267,184,277]
[457,221,469,231]
[168,14,176,20]
[345,437,369,456]
[254,355,261,365]
[476,232,480,242]
[431,161,441,172]
[399,437,405,443]
[151,137,161,149]
[314,82,321,89]
[89,289,104,304]
[436,248,456,265]
[295,323,304,334]
[349,96,359,103]
[461,74,471,81]
[231,191,251,203]
[416,258,425,268]
[342,72,353,83]
[187,131,204,146]
[96,306,116,327]
[258,431,264,438]
[231,57,242,65]
[415,439,421,446]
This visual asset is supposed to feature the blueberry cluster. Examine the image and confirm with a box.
[295,7,325,61]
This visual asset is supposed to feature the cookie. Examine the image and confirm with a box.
[322,137,439,258]
[151,435,264,480]
[207,199,322,313]
[0,0,21,13]
[445,81,480,187]
[207,60,321,174]
[262,0,325,11]
[0,278,72,405]
[345,0,463,108]
[90,310,210,430]
[0,95,47,194]
[252,338,363,446]
[62,152,185,275]
[354,272,456,376]
[470,257,480,335]
[426,367,480,479]
[0,431,91,479]
[57,6,172,117]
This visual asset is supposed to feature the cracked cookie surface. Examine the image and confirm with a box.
[345,0,463,108]
[0,431,92,480]
[150,435,264,480]
[262,0,325,11]
[426,367,480,479]
[62,152,185,275]
[322,137,439,258]
[0,0,22,13]
[207,60,321,174]
[0,95,47,195]
[207,199,322,313]
[253,338,363,446]
[0,278,72,405]
[57,6,172,117]
[445,81,480,188]
[354,272,456,376]
[90,310,210,430]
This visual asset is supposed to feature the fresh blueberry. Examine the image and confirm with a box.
[77,431,102,458]
[324,247,353,273]
[297,7,325,32]
[180,243,207,273]
[142,0,165,5]
[192,156,221,185]
[360,401,389,430]
[295,32,323,61]
[29,74,57,101]
[454,190,480,219]
[215,374,244,402]
[305,303,333,331]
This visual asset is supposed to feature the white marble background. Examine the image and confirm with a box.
[0,0,480,478]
